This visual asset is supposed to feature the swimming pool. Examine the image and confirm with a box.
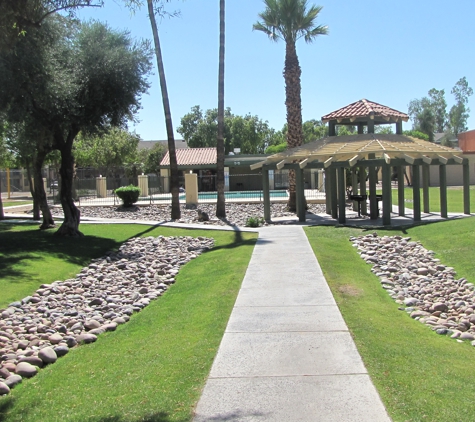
[184,190,288,200]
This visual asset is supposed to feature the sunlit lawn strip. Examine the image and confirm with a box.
[305,218,475,422]
[0,223,257,421]
[2,201,33,208]
[391,186,475,213]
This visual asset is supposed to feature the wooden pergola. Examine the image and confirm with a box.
[251,99,470,225]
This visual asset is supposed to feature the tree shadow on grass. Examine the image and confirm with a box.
[89,412,188,422]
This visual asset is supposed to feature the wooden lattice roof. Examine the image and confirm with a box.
[251,134,464,170]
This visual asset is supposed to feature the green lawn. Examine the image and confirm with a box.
[391,186,475,213]
[305,217,475,422]
[0,223,257,422]
[2,201,32,208]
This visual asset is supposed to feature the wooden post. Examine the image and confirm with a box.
[422,164,430,214]
[296,167,306,222]
[463,160,470,215]
[7,168,11,199]
[369,164,378,219]
[262,168,271,222]
[382,163,391,225]
[439,164,447,218]
[338,166,346,224]
[351,169,358,211]
[367,119,375,134]
[397,166,405,216]
[330,168,338,219]
[412,165,421,221]
[324,168,331,215]
[396,121,403,135]
[329,121,336,136]
[359,166,367,215]
[357,123,364,134]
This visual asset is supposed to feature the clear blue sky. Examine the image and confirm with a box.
[77,0,475,141]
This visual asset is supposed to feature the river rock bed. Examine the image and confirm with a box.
[52,203,328,226]
[352,233,475,343]
[0,234,214,395]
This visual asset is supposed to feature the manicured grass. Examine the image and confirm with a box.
[391,186,475,213]
[0,223,257,422]
[305,217,475,422]
[2,201,32,208]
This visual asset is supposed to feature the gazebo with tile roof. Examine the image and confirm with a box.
[251,99,470,225]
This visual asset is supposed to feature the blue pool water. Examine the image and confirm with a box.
[179,190,288,200]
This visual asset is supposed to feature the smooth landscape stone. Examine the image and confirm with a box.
[38,347,57,364]
[4,375,22,388]
[18,356,43,368]
[53,346,69,357]
[15,362,37,378]
[0,382,10,395]
[76,333,97,344]
[0,367,10,379]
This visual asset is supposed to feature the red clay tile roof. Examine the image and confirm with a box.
[321,99,409,123]
[160,147,217,166]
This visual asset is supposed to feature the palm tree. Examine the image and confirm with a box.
[216,0,226,218]
[254,0,328,211]
[147,0,180,219]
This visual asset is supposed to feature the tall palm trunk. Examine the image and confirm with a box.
[216,0,226,218]
[284,41,303,212]
[147,0,180,220]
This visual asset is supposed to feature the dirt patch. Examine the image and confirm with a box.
[338,284,363,297]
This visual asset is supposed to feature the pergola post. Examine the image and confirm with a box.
[338,166,346,224]
[382,163,391,225]
[397,165,405,216]
[439,164,448,218]
[396,121,403,135]
[330,168,338,219]
[463,160,470,215]
[357,123,364,134]
[359,166,367,215]
[296,167,306,222]
[368,164,378,219]
[262,167,271,222]
[422,164,430,214]
[351,169,358,211]
[412,164,421,221]
[324,168,331,215]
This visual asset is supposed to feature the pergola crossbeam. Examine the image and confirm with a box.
[404,154,415,164]
[383,153,391,165]
[453,155,464,164]
[348,154,360,167]
[422,155,432,164]
[438,155,449,164]
[324,157,334,168]
[299,158,309,169]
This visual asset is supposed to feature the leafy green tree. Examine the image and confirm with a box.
[302,119,327,143]
[449,77,473,137]
[178,106,280,154]
[403,130,429,141]
[253,0,328,211]
[74,128,141,176]
[0,17,152,236]
[143,142,167,176]
[428,88,448,133]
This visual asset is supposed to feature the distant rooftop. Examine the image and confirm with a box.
[160,147,217,166]
[138,139,188,150]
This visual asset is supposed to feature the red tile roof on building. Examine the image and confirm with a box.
[160,147,217,166]
[321,99,409,123]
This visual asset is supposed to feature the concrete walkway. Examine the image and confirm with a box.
[193,225,390,422]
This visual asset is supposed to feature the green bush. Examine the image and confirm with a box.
[115,185,141,207]
[245,216,265,227]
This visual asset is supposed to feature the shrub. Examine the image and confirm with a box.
[115,185,141,207]
[245,216,265,227]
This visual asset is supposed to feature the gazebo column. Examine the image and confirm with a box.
[357,123,364,134]
[439,164,448,218]
[296,167,306,222]
[324,168,331,215]
[262,167,271,222]
[330,168,338,219]
[463,160,470,215]
[359,166,367,215]
[397,165,405,216]
[338,166,346,224]
[382,163,391,225]
[368,164,378,219]
[412,164,421,221]
[422,164,430,214]
[351,169,358,211]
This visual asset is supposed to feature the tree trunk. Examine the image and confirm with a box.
[216,0,226,218]
[147,0,180,220]
[55,133,83,237]
[0,173,4,220]
[32,148,55,229]
[284,41,303,212]
[26,164,40,220]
